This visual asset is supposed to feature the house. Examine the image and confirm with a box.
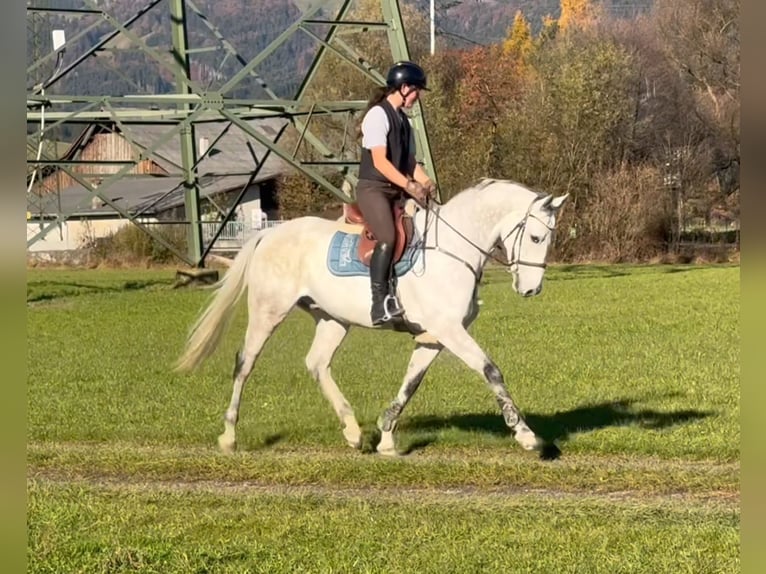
[27,116,290,252]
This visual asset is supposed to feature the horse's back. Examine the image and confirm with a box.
[249,216,340,276]
[254,216,336,244]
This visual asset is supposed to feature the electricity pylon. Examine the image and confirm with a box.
[26,0,438,266]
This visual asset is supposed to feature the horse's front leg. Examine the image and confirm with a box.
[377,342,443,456]
[431,324,542,451]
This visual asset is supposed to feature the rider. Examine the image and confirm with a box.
[356,60,436,326]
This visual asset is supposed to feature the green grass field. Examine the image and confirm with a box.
[27,264,740,573]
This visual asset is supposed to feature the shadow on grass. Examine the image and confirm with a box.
[400,398,713,460]
[27,279,173,303]
[544,265,632,280]
[546,264,729,281]
[248,433,287,451]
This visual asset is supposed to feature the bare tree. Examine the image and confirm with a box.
[654,0,740,203]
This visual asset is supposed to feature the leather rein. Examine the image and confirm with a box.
[417,198,554,284]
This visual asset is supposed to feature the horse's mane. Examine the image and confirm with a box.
[442,178,546,210]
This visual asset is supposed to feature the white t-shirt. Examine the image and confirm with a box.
[361,106,417,153]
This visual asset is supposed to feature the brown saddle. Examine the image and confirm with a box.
[343,202,414,266]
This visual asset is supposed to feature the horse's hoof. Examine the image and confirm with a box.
[342,424,362,450]
[218,434,237,454]
[345,435,363,450]
[377,445,401,457]
[376,431,400,456]
[515,429,542,451]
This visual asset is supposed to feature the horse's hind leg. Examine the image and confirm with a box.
[218,296,290,454]
[304,314,361,449]
[377,342,443,456]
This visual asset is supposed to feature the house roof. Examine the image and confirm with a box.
[114,117,290,177]
[28,117,290,218]
[28,174,262,218]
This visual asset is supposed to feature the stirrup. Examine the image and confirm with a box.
[382,294,404,321]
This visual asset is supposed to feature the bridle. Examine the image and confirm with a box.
[419,198,555,283]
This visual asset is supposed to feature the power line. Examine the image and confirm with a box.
[419,0,655,54]
[415,1,492,52]
[436,28,488,48]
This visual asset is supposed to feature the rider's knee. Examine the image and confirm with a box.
[375,240,395,253]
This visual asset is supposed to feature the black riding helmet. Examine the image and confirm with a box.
[386,61,429,91]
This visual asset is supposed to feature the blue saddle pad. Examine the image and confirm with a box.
[326,231,421,277]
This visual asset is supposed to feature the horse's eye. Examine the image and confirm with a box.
[531,235,541,244]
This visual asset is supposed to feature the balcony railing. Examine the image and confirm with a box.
[200,220,282,250]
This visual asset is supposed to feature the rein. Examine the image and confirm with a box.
[418,198,553,283]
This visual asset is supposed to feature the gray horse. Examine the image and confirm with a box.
[176,178,568,456]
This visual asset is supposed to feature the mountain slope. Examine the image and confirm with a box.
[28,0,653,100]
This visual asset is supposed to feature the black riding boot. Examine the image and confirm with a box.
[369,241,404,325]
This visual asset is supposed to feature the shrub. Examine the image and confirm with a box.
[80,222,187,266]
[556,164,672,262]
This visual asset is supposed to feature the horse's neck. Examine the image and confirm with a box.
[434,192,517,251]
[419,183,535,270]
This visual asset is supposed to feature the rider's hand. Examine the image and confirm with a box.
[405,179,429,207]
[423,180,437,199]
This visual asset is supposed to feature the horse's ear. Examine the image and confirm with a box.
[549,194,569,211]
[538,194,554,209]
[537,193,568,212]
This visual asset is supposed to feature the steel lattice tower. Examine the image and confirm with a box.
[25,0,438,267]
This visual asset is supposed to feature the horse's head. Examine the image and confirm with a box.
[501,193,568,297]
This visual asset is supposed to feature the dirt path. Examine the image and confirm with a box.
[28,441,739,512]
[27,440,741,470]
[29,470,738,512]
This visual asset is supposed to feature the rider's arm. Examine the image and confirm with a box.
[370,146,410,189]
[412,162,434,188]
[362,106,424,198]
[362,107,414,189]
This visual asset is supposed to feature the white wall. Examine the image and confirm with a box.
[27,183,265,253]
[237,185,266,229]
[26,218,153,252]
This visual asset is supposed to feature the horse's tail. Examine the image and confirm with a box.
[174,230,267,373]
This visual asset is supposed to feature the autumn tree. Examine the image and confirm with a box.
[538,14,559,44]
[558,0,603,31]
[418,49,466,199]
[503,10,534,62]
[499,28,637,185]
[423,44,524,198]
